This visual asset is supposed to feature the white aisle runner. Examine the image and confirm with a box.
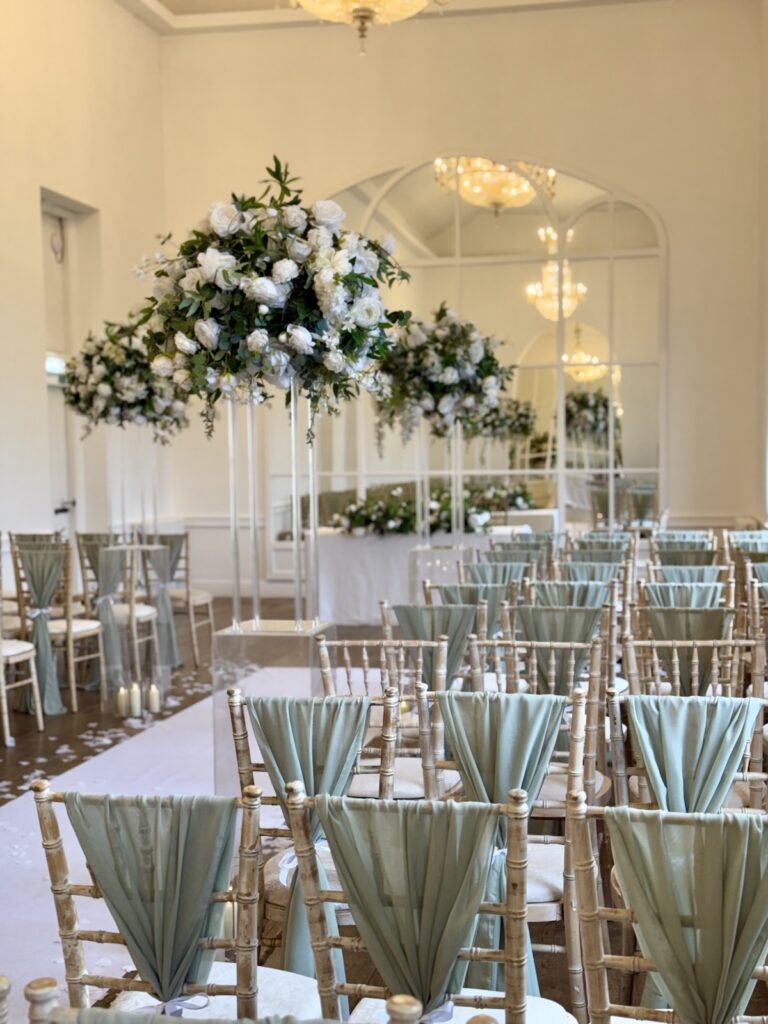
[0,667,308,1021]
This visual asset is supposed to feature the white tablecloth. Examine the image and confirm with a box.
[317,508,559,626]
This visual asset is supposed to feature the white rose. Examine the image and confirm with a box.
[311,199,346,232]
[172,399,187,415]
[380,233,396,256]
[286,237,312,263]
[264,349,295,390]
[440,366,460,386]
[420,394,435,412]
[407,324,427,348]
[246,328,269,353]
[350,295,384,329]
[469,339,485,364]
[174,331,198,356]
[205,367,220,390]
[437,394,457,416]
[323,350,345,374]
[272,258,299,284]
[179,267,205,293]
[462,395,476,409]
[482,375,499,392]
[173,368,192,389]
[153,396,170,414]
[241,275,279,305]
[173,352,189,368]
[286,324,314,355]
[307,226,333,250]
[208,201,242,237]
[153,275,175,300]
[152,356,174,378]
[282,206,308,233]
[96,383,112,397]
[219,372,238,396]
[354,250,379,276]
[133,413,147,426]
[194,318,221,351]
[197,247,238,290]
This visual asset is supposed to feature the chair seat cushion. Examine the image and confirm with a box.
[169,586,212,606]
[528,841,565,903]
[112,602,157,623]
[350,994,576,1023]
[347,757,461,799]
[111,962,322,1017]
[1,639,34,659]
[48,618,102,636]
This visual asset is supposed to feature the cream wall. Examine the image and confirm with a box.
[0,0,164,530]
[157,0,763,528]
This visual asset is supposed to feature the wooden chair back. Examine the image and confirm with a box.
[622,635,760,698]
[286,783,531,1024]
[11,535,71,640]
[31,779,258,1017]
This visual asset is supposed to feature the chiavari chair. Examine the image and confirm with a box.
[0,533,42,746]
[568,791,768,1024]
[286,784,577,1024]
[32,779,260,1017]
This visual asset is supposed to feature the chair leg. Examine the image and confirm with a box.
[0,677,12,747]
[29,658,44,733]
[130,619,141,681]
[563,835,588,1024]
[189,603,200,669]
[66,635,78,713]
[97,634,107,707]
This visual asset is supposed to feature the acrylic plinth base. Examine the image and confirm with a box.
[212,618,337,795]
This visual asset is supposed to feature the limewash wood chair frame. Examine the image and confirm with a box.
[31,779,259,1017]
[286,784,535,1024]
[567,791,768,1024]
[621,635,758,699]
[0,533,43,746]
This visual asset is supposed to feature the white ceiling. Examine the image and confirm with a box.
[116,0,665,34]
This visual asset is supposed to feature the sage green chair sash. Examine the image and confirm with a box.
[752,563,768,583]
[517,605,601,694]
[656,548,718,567]
[626,695,761,812]
[483,550,536,565]
[606,806,768,1024]
[64,793,237,1003]
[643,582,724,609]
[465,561,528,585]
[393,604,475,684]
[438,584,505,635]
[146,545,180,669]
[628,486,657,522]
[644,607,734,695]
[246,696,370,979]
[574,537,628,552]
[657,531,711,542]
[531,581,610,608]
[97,547,129,691]
[655,538,712,551]
[731,531,768,544]
[315,795,499,1014]
[568,548,624,563]
[584,531,633,543]
[17,543,67,716]
[742,550,768,565]
[561,560,620,583]
[658,565,722,584]
[145,532,186,579]
[736,539,768,554]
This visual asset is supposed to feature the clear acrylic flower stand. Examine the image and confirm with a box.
[212,390,335,796]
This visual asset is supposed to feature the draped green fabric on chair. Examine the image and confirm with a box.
[656,548,718,567]
[17,543,67,716]
[532,581,610,608]
[246,696,370,979]
[736,540,768,554]
[150,532,186,580]
[731,531,768,544]
[574,537,628,552]
[483,550,536,566]
[517,605,601,694]
[465,561,528,585]
[436,691,566,990]
[64,793,237,1003]
[628,487,657,522]
[606,807,768,1024]
[146,545,180,669]
[315,795,499,1014]
[97,547,129,693]
[626,695,761,812]
[393,604,476,685]
[644,607,734,695]
[569,549,624,564]
[584,531,633,543]
[658,531,711,542]
[655,538,712,551]
[643,582,724,609]
[752,563,768,583]
[658,565,722,584]
[438,584,506,635]
[561,561,620,583]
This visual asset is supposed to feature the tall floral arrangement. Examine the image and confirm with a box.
[565,387,611,440]
[464,397,537,443]
[63,319,189,443]
[137,158,408,434]
[375,305,515,443]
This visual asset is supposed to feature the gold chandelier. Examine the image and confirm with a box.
[295,0,441,46]
[561,324,607,384]
[526,226,587,321]
[433,157,557,215]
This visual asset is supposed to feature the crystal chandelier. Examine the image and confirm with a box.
[561,324,607,384]
[433,157,557,215]
[526,227,587,321]
[295,1,445,47]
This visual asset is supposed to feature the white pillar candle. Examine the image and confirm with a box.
[116,686,129,717]
[129,683,142,717]
[148,683,161,714]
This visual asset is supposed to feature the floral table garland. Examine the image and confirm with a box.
[63,319,189,443]
[137,157,408,436]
